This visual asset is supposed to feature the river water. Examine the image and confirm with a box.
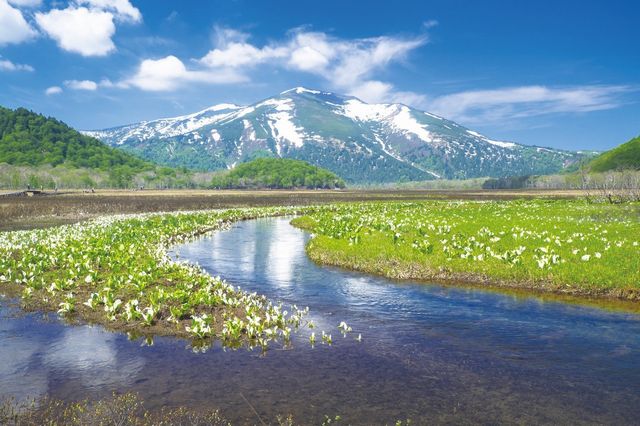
[1,217,639,424]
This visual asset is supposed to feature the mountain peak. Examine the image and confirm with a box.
[280,86,325,95]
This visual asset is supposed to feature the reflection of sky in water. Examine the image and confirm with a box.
[44,326,145,390]
[0,314,49,401]
[265,219,304,287]
[0,306,144,401]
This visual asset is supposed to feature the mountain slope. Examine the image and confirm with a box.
[0,106,202,189]
[0,106,151,171]
[85,87,592,183]
[587,135,640,172]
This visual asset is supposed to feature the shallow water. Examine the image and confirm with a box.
[2,217,640,424]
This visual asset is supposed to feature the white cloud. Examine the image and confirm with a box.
[0,0,37,45]
[124,55,247,91]
[348,80,428,106]
[428,85,634,124]
[76,0,141,23]
[45,86,63,95]
[36,7,116,56]
[35,0,141,56]
[194,27,428,104]
[0,56,34,71]
[64,79,98,90]
[199,26,288,68]
[329,35,426,89]
[288,45,329,71]
[199,42,288,68]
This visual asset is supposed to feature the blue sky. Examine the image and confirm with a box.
[0,0,638,151]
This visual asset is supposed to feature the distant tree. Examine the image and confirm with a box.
[209,158,345,189]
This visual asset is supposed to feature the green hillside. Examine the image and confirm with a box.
[0,106,151,170]
[0,106,198,188]
[210,158,346,189]
[588,135,640,172]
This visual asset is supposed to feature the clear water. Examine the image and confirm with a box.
[2,217,640,424]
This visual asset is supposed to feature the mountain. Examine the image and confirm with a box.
[587,135,640,172]
[85,87,592,183]
[210,158,345,189]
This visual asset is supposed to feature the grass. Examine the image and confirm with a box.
[0,207,317,351]
[292,199,640,300]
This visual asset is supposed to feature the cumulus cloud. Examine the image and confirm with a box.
[36,7,116,56]
[35,0,141,56]
[0,56,34,71]
[427,85,634,124]
[104,26,429,99]
[0,0,37,45]
[45,86,62,95]
[124,55,247,91]
[192,26,427,103]
[64,79,99,90]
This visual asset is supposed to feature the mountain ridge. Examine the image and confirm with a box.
[84,87,594,183]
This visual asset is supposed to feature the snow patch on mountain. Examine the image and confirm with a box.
[268,111,304,149]
[282,86,322,95]
[340,100,432,143]
[466,130,516,149]
[242,120,256,141]
[392,106,432,143]
[261,98,305,149]
[340,99,397,121]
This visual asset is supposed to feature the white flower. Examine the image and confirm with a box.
[581,254,591,262]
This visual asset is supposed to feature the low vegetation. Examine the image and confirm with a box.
[210,158,346,189]
[0,162,210,190]
[0,207,327,351]
[293,200,640,299]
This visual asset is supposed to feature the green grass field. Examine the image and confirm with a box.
[293,200,640,299]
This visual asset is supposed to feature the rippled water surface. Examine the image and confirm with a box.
[2,217,640,424]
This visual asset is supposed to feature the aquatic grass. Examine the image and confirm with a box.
[0,207,323,350]
[293,199,640,300]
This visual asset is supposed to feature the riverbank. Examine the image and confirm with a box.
[0,207,313,349]
[292,200,640,302]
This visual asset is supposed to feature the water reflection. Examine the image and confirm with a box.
[0,314,49,401]
[44,326,145,390]
[265,219,305,287]
[0,306,145,402]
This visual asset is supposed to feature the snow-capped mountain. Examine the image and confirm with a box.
[84,87,591,183]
